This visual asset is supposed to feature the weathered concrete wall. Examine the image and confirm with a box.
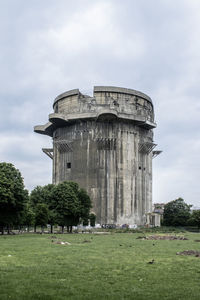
[34,86,157,226]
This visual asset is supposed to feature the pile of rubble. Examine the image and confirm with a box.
[137,235,188,240]
[49,236,71,245]
[53,241,71,245]
[176,250,200,257]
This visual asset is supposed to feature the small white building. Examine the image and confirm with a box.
[146,212,161,227]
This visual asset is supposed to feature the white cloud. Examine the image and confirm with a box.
[5,0,146,95]
[0,132,52,190]
[1,0,200,206]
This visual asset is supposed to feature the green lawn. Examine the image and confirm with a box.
[0,231,200,300]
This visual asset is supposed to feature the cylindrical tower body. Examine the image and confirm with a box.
[34,86,157,225]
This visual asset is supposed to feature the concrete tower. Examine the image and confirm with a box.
[34,86,158,226]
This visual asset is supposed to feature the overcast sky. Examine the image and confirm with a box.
[0,0,200,207]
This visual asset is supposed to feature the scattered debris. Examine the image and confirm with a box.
[8,255,12,257]
[50,235,71,245]
[176,250,200,257]
[194,240,200,242]
[93,232,111,235]
[137,235,188,240]
[147,259,155,264]
[50,236,57,239]
[82,240,91,243]
[52,240,71,245]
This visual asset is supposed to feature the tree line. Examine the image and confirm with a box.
[163,198,200,228]
[0,162,95,234]
[1,162,200,234]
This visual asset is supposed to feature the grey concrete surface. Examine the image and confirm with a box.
[34,86,157,225]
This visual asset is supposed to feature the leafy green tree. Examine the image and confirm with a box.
[66,182,79,195]
[30,184,55,233]
[61,183,92,226]
[21,203,35,232]
[82,217,89,226]
[34,203,49,233]
[78,188,92,223]
[51,182,80,233]
[163,198,191,226]
[39,184,55,233]
[30,181,92,233]
[89,213,96,227]
[188,210,200,229]
[30,186,43,206]
[41,184,55,204]
[0,162,28,234]
[30,185,54,206]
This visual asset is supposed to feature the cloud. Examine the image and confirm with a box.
[16,0,147,95]
[0,0,200,206]
[0,132,52,191]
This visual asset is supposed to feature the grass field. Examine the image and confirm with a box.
[0,231,200,300]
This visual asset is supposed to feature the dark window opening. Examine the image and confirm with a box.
[113,100,119,107]
[139,166,141,170]
[143,167,146,171]
[67,162,71,169]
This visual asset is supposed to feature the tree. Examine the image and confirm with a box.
[30,184,55,233]
[30,181,92,233]
[62,183,92,226]
[188,210,200,229]
[21,203,35,232]
[30,186,44,206]
[0,162,28,234]
[89,213,96,227]
[163,198,191,226]
[30,184,54,206]
[78,188,92,223]
[34,203,49,233]
[52,182,81,233]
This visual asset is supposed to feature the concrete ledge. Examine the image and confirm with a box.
[67,112,98,120]
[49,113,68,123]
[35,112,156,134]
[34,122,54,137]
[94,86,152,103]
[140,119,157,129]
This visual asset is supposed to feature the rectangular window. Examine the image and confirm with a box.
[67,162,71,169]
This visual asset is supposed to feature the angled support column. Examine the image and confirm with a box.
[42,148,53,159]
[152,150,162,159]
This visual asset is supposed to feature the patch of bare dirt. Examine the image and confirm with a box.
[93,232,111,235]
[176,250,200,257]
[53,241,71,245]
[137,235,188,240]
[50,237,71,245]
